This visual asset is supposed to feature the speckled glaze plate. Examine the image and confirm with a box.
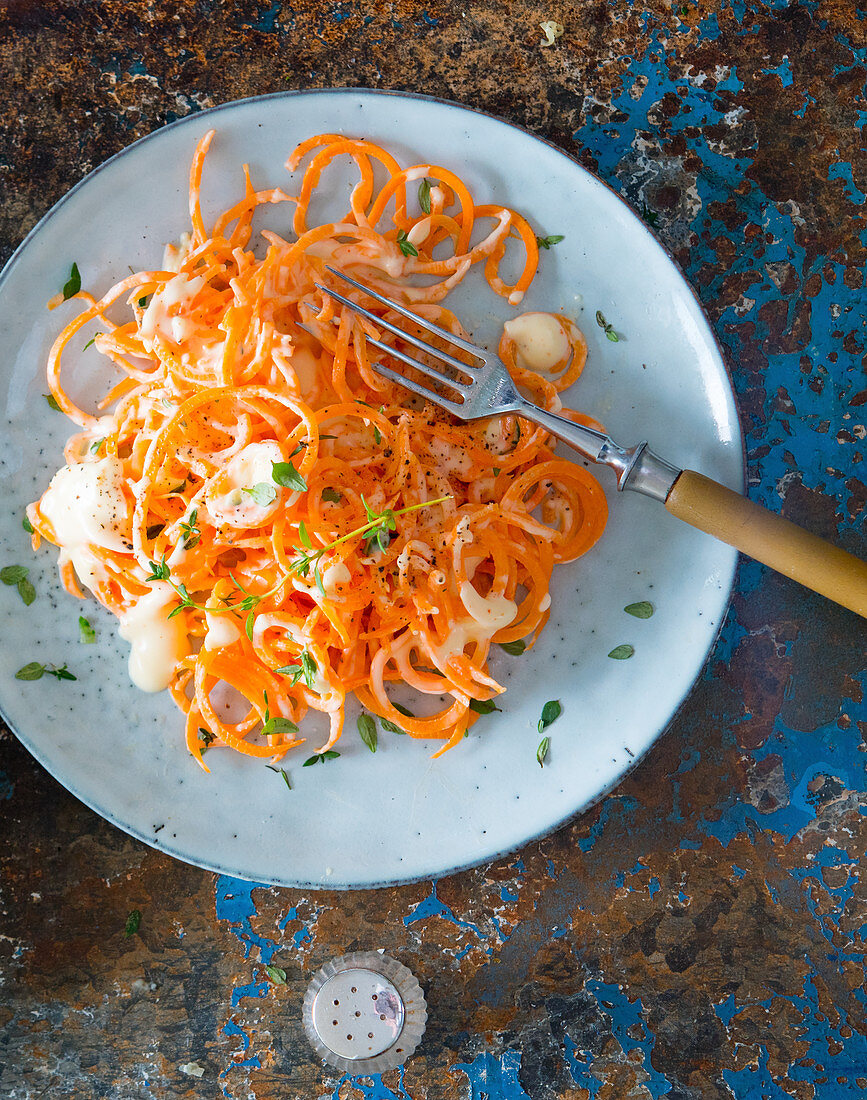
[0,90,742,888]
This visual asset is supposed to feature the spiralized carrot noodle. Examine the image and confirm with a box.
[29,130,607,771]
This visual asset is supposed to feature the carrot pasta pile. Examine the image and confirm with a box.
[28,131,607,768]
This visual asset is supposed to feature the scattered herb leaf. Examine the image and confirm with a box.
[357,713,378,752]
[536,234,565,250]
[300,648,317,689]
[624,601,654,619]
[22,515,34,534]
[145,555,170,582]
[1,565,28,585]
[392,702,414,718]
[322,487,342,503]
[640,203,660,227]
[17,578,36,605]
[313,560,325,598]
[538,699,562,733]
[79,616,96,644]
[469,698,501,715]
[418,177,432,215]
[16,661,76,681]
[298,521,312,549]
[537,736,550,767]
[396,228,418,257]
[272,460,308,492]
[90,437,104,455]
[380,717,406,734]
[124,909,142,938]
[264,963,287,983]
[262,716,299,737]
[608,644,635,660]
[498,639,527,656]
[179,509,201,550]
[44,393,62,412]
[62,262,81,301]
[595,310,620,343]
[83,335,98,351]
[243,482,278,507]
[302,750,341,766]
[245,609,255,641]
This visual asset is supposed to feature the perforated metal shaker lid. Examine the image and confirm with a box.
[302,951,427,1073]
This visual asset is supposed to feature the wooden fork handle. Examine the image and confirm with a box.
[665,470,867,618]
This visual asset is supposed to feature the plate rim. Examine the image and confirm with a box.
[0,88,744,888]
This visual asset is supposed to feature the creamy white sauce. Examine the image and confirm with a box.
[118,582,189,692]
[203,610,242,651]
[321,561,351,599]
[459,582,518,631]
[204,441,285,528]
[40,457,131,590]
[503,312,569,372]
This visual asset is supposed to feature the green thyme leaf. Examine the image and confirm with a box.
[418,177,432,215]
[298,521,312,550]
[90,437,104,454]
[640,203,659,227]
[380,717,406,734]
[1,566,28,585]
[302,750,341,766]
[498,639,526,656]
[16,661,75,682]
[79,616,96,644]
[262,716,299,737]
[62,262,81,300]
[243,482,278,507]
[536,736,550,767]
[124,909,142,938]
[322,487,342,503]
[146,523,165,541]
[17,578,36,605]
[313,560,325,598]
[44,394,62,412]
[245,609,255,641]
[145,555,170,582]
[536,234,565,250]
[50,664,76,681]
[264,963,287,983]
[300,648,317,689]
[538,699,562,733]
[272,460,308,492]
[608,644,635,660]
[595,310,620,342]
[15,661,44,681]
[274,663,304,686]
[198,727,215,750]
[396,229,418,257]
[357,713,378,752]
[392,702,414,718]
[469,699,501,715]
[624,601,654,619]
[22,515,34,534]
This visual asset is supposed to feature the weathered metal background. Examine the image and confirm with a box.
[1,2,866,1097]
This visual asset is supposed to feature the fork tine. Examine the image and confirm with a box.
[322,265,488,360]
[364,334,468,397]
[315,281,479,379]
[369,360,467,416]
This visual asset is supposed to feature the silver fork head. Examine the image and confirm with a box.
[315,267,523,420]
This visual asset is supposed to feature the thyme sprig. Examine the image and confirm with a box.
[147,495,452,623]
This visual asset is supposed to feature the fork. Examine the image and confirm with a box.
[318,266,867,619]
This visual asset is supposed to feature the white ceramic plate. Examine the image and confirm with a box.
[0,91,741,888]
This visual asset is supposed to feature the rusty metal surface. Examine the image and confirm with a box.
[1,2,866,1097]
